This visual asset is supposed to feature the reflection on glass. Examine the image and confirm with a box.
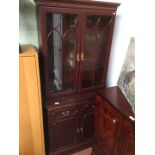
[46,13,77,93]
[82,15,112,88]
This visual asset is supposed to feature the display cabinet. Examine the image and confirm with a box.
[39,0,120,98]
[38,0,120,154]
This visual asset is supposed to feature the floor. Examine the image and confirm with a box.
[71,147,92,155]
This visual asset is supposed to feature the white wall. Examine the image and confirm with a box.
[19,0,39,48]
[105,0,135,87]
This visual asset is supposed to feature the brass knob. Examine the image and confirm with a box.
[81,52,84,61]
[112,119,117,124]
[80,127,83,133]
[76,53,80,61]
[92,105,96,109]
[62,110,70,117]
[77,128,80,134]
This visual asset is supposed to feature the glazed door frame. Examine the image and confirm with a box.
[78,9,116,92]
[39,6,82,98]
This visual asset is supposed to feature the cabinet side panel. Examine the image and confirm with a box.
[19,57,35,155]
[19,52,45,155]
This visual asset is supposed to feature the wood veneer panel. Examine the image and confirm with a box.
[19,47,45,155]
[97,86,135,120]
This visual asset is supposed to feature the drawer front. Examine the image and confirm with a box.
[48,105,78,123]
[48,98,96,121]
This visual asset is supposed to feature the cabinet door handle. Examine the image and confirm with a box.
[81,52,84,61]
[112,118,117,124]
[92,105,96,109]
[61,110,70,117]
[77,128,80,134]
[76,53,80,61]
[80,127,83,133]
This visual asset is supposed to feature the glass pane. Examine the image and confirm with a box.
[82,15,112,88]
[46,13,78,93]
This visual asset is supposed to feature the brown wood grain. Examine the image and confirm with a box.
[97,86,135,121]
[94,86,135,155]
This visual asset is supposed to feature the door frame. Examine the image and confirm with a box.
[39,6,82,98]
[78,9,116,93]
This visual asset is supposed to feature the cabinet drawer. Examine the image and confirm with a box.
[48,106,78,121]
[56,107,78,119]
[47,97,95,120]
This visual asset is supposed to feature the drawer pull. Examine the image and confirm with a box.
[61,110,70,117]
[129,116,135,121]
[54,102,60,105]
[113,119,117,124]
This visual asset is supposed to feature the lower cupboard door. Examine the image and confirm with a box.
[82,111,95,140]
[49,116,78,152]
[79,102,96,140]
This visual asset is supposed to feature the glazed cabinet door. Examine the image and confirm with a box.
[48,106,79,153]
[40,7,81,97]
[79,11,115,91]
[95,95,123,155]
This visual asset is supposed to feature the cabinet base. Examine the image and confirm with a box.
[49,139,95,155]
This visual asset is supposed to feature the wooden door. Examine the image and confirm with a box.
[78,100,96,141]
[40,6,82,98]
[117,119,135,155]
[48,106,79,152]
[79,10,116,92]
[95,95,123,155]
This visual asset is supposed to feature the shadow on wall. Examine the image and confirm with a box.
[117,37,135,113]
